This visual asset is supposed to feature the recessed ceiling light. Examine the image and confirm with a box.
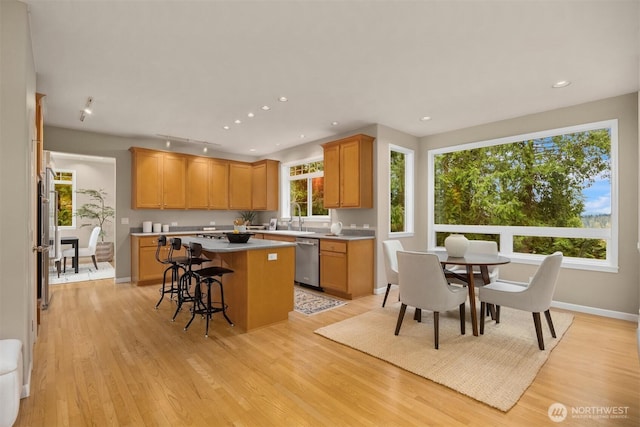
[331,121,339,126]
[165,140,171,147]
[247,112,255,118]
[222,125,230,130]
[278,96,288,102]
[234,119,242,124]
[300,134,305,139]
[420,116,432,121]
[203,147,208,153]
[552,80,571,88]
[249,148,256,152]
[261,105,271,111]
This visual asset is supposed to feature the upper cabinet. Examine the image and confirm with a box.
[251,159,279,211]
[186,156,210,209]
[131,147,278,211]
[322,134,375,209]
[131,147,186,209]
[209,158,230,210]
[228,161,253,210]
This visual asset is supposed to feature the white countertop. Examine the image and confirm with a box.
[131,229,375,241]
[181,236,296,253]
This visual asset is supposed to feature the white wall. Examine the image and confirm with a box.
[374,125,420,292]
[0,0,37,395]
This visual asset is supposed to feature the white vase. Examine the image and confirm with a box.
[444,234,469,257]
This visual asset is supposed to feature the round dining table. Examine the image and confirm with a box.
[432,251,511,336]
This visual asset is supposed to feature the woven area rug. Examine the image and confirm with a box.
[294,287,347,315]
[315,302,573,411]
[50,261,115,285]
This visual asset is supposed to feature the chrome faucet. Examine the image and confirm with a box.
[290,202,304,231]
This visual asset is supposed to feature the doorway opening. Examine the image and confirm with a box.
[47,151,116,285]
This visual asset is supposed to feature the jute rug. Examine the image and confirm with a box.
[294,287,347,315]
[315,302,573,411]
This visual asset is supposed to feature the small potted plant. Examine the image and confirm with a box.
[239,210,257,226]
[76,188,116,262]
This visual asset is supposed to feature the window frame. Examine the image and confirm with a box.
[427,119,618,272]
[389,144,415,237]
[280,156,330,221]
[53,168,77,230]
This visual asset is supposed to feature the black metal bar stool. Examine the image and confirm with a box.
[183,242,234,337]
[171,238,208,321]
[154,236,186,309]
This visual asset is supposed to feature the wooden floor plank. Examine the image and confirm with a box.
[15,279,640,426]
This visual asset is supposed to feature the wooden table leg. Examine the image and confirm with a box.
[466,265,478,336]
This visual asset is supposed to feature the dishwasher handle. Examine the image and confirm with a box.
[296,241,317,246]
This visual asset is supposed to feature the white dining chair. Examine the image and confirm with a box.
[478,251,563,350]
[382,240,404,307]
[395,251,467,349]
[63,226,100,272]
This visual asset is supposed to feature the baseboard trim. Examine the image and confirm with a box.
[115,276,131,284]
[550,300,638,323]
[21,360,32,398]
[374,286,639,323]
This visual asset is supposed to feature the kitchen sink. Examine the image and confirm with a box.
[264,230,315,236]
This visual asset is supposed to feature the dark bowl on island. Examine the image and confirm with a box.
[225,232,254,243]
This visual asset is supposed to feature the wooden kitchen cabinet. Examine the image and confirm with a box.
[130,147,186,209]
[131,235,189,286]
[186,156,210,209]
[229,161,252,210]
[251,159,279,211]
[186,157,230,209]
[320,238,374,299]
[322,134,374,209]
[209,158,229,209]
[36,93,45,178]
[131,147,277,212]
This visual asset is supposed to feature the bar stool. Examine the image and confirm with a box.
[183,242,234,337]
[171,238,208,320]
[154,235,185,309]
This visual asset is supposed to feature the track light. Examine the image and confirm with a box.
[79,97,93,122]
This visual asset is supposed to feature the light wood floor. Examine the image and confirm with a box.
[16,279,640,426]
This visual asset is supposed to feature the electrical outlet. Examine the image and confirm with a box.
[268,253,277,261]
[121,217,129,224]
[209,221,216,225]
[171,222,178,226]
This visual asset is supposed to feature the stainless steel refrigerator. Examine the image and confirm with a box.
[37,167,58,310]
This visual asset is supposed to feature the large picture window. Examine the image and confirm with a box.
[428,120,617,271]
[281,158,328,218]
[53,169,76,229]
[389,145,414,235]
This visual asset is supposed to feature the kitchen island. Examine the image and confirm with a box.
[180,236,296,332]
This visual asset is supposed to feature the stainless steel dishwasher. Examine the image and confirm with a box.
[295,237,320,288]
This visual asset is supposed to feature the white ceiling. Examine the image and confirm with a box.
[26,0,639,156]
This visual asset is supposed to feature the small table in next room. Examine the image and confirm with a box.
[433,251,511,337]
[61,236,79,273]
